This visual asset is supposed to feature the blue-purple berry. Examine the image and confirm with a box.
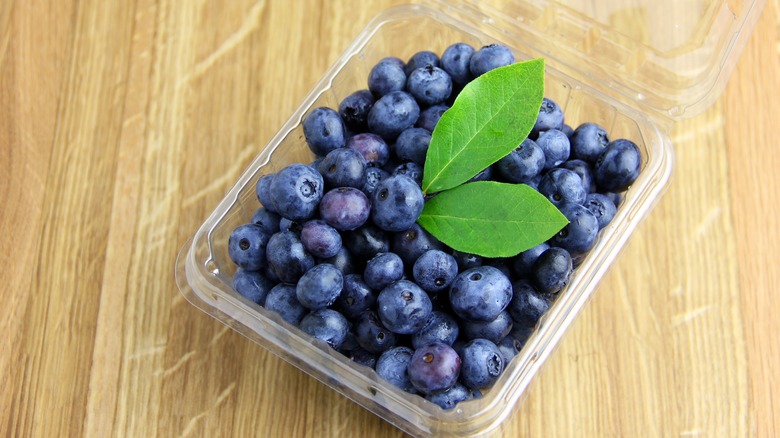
[264,283,307,326]
[377,280,432,335]
[303,107,347,157]
[319,187,371,231]
[299,309,350,350]
[295,263,343,310]
[408,343,461,394]
[376,346,417,393]
[232,268,274,305]
[459,338,504,389]
[228,224,270,271]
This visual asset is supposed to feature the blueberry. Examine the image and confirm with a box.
[319,187,371,231]
[467,164,494,183]
[392,223,445,267]
[449,266,513,322]
[318,147,367,190]
[375,346,417,393]
[364,252,405,291]
[538,168,587,207]
[303,107,347,157]
[343,223,390,260]
[496,335,523,365]
[469,44,515,77]
[425,382,476,409]
[347,133,390,167]
[228,224,270,271]
[535,128,570,170]
[461,310,513,343]
[377,280,433,335]
[391,161,424,186]
[561,123,575,138]
[484,257,512,279]
[459,338,504,389]
[250,207,281,235]
[412,311,459,349]
[570,122,610,164]
[338,89,375,131]
[407,65,453,107]
[255,173,278,213]
[264,283,308,326]
[355,311,397,354]
[299,309,350,350]
[334,274,376,319]
[526,173,543,191]
[404,50,440,76]
[412,249,459,293]
[278,217,302,234]
[394,127,431,165]
[416,104,449,132]
[380,56,405,70]
[561,159,596,193]
[362,166,390,197]
[441,42,475,85]
[603,191,623,208]
[368,60,407,97]
[508,279,551,328]
[593,139,642,192]
[584,193,617,229]
[510,242,550,278]
[263,264,281,284]
[371,175,425,232]
[532,97,565,137]
[452,250,482,271]
[318,246,358,275]
[232,268,274,305]
[508,325,534,345]
[408,343,461,394]
[345,347,377,368]
[309,157,324,170]
[300,219,342,259]
[268,164,324,222]
[532,247,573,294]
[295,263,343,310]
[367,91,420,141]
[496,138,545,183]
[266,231,315,284]
[550,202,599,256]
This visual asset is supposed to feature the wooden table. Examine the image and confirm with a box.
[2,1,778,436]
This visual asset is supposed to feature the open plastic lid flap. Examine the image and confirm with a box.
[446,0,765,119]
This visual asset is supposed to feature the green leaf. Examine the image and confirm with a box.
[417,181,568,258]
[421,59,545,195]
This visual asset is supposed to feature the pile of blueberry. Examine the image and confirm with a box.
[227,43,641,410]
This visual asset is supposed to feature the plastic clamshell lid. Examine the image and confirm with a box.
[450,0,766,118]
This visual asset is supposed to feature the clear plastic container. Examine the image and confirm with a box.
[174,1,764,436]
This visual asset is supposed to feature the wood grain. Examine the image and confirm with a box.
[1,0,778,437]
